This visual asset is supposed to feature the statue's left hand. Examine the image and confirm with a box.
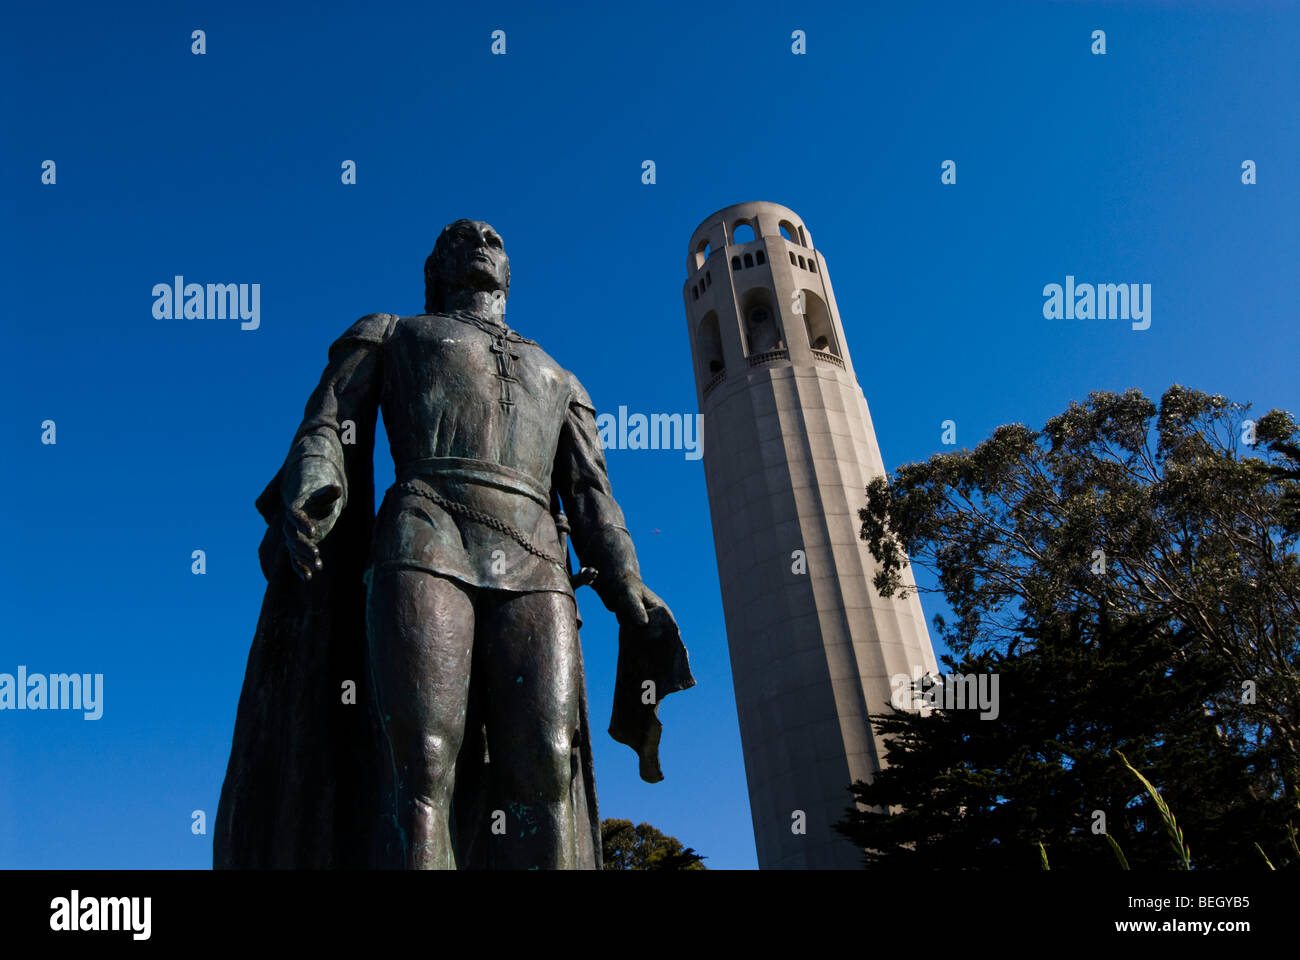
[608,580,678,636]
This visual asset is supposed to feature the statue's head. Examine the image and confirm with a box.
[424,219,511,314]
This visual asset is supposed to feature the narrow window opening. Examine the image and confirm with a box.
[699,311,724,379]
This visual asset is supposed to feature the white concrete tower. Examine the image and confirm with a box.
[683,201,939,868]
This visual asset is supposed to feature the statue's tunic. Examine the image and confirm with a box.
[281,310,640,598]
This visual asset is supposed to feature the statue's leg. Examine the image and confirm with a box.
[368,568,475,869]
[477,590,582,869]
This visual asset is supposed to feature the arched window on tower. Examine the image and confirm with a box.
[698,311,724,377]
[743,253,753,268]
[779,221,800,245]
[800,289,840,357]
[739,288,785,355]
[694,239,711,271]
[731,256,741,271]
[732,221,756,245]
[755,250,766,265]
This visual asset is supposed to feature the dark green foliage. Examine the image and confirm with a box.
[600,819,706,870]
[843,386,1300,869]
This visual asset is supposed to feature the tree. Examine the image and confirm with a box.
[834,611,1279,868]
[600,819,706,870]
[842,386,1300,868]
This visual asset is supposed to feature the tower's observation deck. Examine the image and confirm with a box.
[683,201,939,868]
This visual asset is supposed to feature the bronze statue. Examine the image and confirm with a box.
[214,220,694,869]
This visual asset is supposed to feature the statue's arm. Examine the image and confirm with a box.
[281,312,395,580]
[555,372,667,629]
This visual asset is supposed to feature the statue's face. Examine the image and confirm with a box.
[436,220,509,295]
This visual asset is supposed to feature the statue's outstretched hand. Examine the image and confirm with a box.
[282,459,345,581]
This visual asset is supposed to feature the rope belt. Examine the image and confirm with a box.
[393,478,567,570]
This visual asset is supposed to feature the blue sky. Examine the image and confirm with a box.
[2,0,1297,869]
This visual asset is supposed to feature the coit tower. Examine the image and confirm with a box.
[683,201,939,868]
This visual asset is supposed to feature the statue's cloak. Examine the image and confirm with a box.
[214,437,693,869]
